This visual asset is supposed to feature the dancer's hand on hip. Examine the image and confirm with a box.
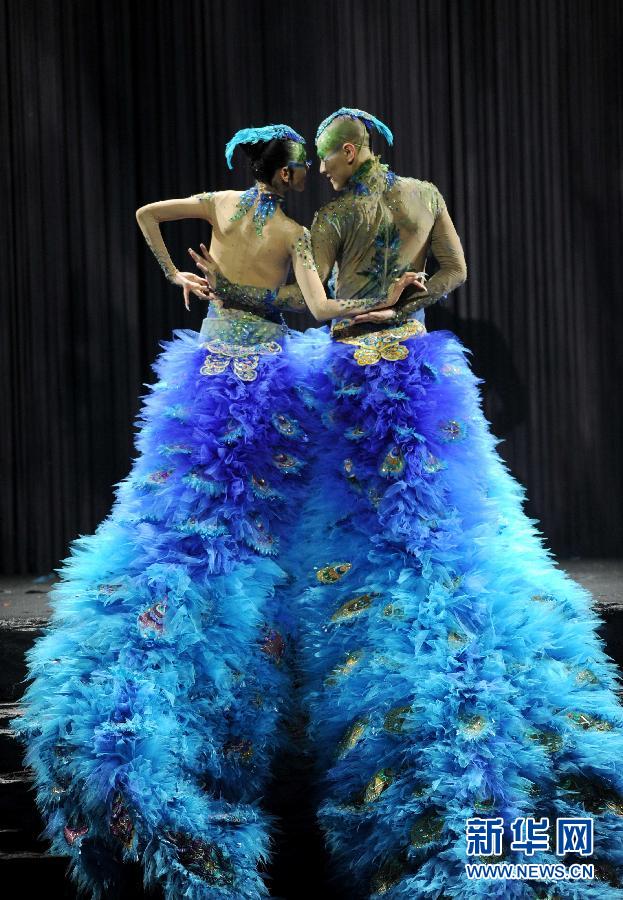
[350,308,398,325]
[188,244,219,291]
[171,271,211,311]
[387,271,427,306]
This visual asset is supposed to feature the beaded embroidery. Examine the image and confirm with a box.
[331,592,379,622]
[333,319,426,365]
[230,186,285,237]
[138,597,167,637]
[293,228,317,269]
[336,716,369,757]
[164,831,234,885]
[200,338,282,383]
[316,562,352,584]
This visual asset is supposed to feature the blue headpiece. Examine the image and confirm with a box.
[225,124,306,170]
[315,107,394,146]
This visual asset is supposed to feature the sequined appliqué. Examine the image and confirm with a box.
[325,649,364,685]
[271,412,306,439]
[331,592,379,622]
[261,628,285,663]
[336,716,369,757]
[316,562,352,584]
[230,186,285,237]
[334,320,426,365]
[379,446,405,477]
[200,338,282,383]
[438,419,467,442]
[138,597,167,637]
[64,823,89,846]
[110,792,135,849]
[410,811,444,847]
[164,831,235,886]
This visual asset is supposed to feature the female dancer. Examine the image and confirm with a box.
[11,123,420,900]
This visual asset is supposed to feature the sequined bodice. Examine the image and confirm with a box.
[199,272,287,347]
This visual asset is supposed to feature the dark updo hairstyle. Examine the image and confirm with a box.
[240,139,295,185]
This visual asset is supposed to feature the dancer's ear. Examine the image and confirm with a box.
[343,142,357,164]
[279,165,291,184]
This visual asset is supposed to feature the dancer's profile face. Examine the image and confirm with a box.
[317,144,353,191]
[316,126,357,191]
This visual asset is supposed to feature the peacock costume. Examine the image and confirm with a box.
[285,109,623,898]
[10,125,326,899]
[11,108,623,900]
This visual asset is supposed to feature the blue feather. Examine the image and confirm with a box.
[315,107,394,146]
[225,124,305,169]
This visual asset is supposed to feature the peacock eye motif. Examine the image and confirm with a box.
[438,419,466,442]
[271,451,304,474]
[336,716,369,758]
[379,445,405,477]
[315,562,352,584]
[138,597,168,637]
[331,592,379,623]
[271,412,306,439]
[63,823,89,846]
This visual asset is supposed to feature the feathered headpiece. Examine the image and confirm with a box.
[315,107,394,146]
[225,124,306,170]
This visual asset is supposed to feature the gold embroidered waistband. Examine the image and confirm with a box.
[333,319,427,366]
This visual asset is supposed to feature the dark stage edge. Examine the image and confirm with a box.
[1,560,621,898]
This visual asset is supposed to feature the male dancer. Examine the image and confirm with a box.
[291,109,623,900]
[274,106,467,334]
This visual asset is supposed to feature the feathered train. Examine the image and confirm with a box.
[295,328,623,899]
[11,327,318,899]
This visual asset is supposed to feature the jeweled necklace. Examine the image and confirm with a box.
[230,185,285,236]
[347,156,396,197]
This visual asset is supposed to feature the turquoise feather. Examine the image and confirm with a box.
[225,124,305,169]
[315,107,394,145]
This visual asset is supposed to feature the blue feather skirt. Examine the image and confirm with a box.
[293,328,623,898]
[11,322,623,899]
[11,327,321,899]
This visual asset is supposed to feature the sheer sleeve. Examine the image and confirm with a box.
[394,191,467,321]
[275,207,342,311]
[135,193,214,281]
[289,228,400,321]
[192,191,216,224]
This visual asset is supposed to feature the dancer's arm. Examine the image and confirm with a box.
[392,199,467,322]
[290,228,423,322]
[136,194,215,308]
[274,207,341,312]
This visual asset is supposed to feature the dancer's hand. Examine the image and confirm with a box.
[188,244,219,291]
[171,271,211,311]
[386,271,427,306]
[350,308,398,325]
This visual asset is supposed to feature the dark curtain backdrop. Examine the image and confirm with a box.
[2,0,622,573]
